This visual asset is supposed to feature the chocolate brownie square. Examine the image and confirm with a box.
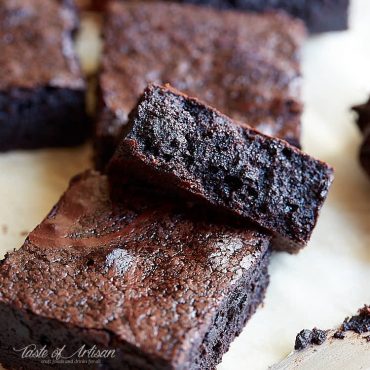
[0,0,88,151]
[108,84,334,252]
[95,1,305,169]
[353,98,370,177]
[0,171,271,370]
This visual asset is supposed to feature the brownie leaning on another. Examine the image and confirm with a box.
[108,84,334,253]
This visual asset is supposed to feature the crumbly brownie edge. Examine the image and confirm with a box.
[0,87,88,151]
[187,246,270,370]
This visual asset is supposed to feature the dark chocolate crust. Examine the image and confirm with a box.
[95,1,305,169]
[0,171,271,370]
[108,84,334,252]
[0,0,88,151]
[353,98,370,177]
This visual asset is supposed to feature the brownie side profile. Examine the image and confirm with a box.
[108,85,334,252]
[0,0,88,151]
[353,99,370,177]
[0,171,271,370]
[95,1,305,169]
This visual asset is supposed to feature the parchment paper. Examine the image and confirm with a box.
[0,1,369,369]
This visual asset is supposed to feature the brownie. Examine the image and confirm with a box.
[0,0,88,151]
[95,1,305,169]
[108,84,334,252]
[353,98,370,177]
[0,170,271,370]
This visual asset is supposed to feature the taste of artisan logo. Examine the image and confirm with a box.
[13,344,116,365]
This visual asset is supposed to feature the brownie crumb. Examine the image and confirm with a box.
[294,307,370,353]
[311,328,327,345]
[333,331,345,339]
[294,328,328,350]
[342,305,370,334]
[295,329,313,350]
[1,225,8,234]
[19,230,29,237]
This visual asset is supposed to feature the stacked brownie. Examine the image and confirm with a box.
[0,0,88,150]
[353,98,370,177]
[95,1,306,168]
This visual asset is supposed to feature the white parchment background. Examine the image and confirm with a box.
[0,1,369,369]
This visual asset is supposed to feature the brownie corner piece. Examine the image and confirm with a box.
[0,0,88,151]
[108,84,334,252]
[0,170,271,369]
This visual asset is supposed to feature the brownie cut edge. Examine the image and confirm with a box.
[108,84,334,252]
